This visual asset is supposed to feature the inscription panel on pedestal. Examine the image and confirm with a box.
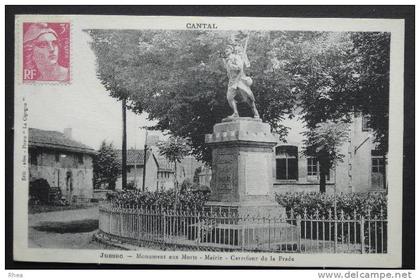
[215,153,235,192]
[245,153,270,195]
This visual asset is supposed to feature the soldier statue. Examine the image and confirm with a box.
[222,34,260,119]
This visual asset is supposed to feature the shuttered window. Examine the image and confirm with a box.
[275,146,298,180]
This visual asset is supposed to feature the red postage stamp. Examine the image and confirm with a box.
[23,22,70,83]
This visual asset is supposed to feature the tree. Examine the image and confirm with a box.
[278,32,389,191]
[87,30,296,164]
[87,29,390,167]
[87,30,144,189]
[93,141,121,190]
[302,121,349,193]
[279,31,390,149]
[157,136,191,194]
[351,32,390,153]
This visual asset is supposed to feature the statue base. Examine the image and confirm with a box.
[221,116,262,123]
[205,117,285,217]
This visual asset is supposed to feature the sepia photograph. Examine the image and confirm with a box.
[8,10,410,268]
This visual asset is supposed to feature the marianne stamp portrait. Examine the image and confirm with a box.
[22,22,70,83]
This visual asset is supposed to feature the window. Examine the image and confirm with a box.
[76,154,83,164]
[307,157,330,180]
[371,151,385,174]
[307,157,318,176]
[29,150,38,165]
[275,146,298,180]
[372,157,385,173]
[362,115,371,131]
[371,150,386,189]
[55,153,60,162]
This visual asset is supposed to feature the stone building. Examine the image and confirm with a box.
[156,158,175,190]
[200,114,387,194]
[28,128,95,202]
[147,136,204,190]
[115,149,159,190]
[115,147,202,191]
[273,113,387,194]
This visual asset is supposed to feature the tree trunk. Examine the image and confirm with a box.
[319,159,328,193]
[122,98,127,189]
[319,169,326,193]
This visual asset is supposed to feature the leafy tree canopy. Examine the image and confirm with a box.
[93,141,121,190]
[88,30,297,164]
[87,30,390,164]
[157,136,191,164]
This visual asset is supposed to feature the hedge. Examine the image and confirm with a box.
[106,188,209,210]
[275,191,387,218]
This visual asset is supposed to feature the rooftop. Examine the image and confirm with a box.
[117,149,149,166]
[29,128,95,154]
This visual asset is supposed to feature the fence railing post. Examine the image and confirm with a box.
[97,203,386,254]
[296,215,302,253]
[196,210,201,249]
[119,207,123,237]
[360,215,365,254]
[241,219,245,251]
[334,211,338,253]
[109,206,112,235]
[162,210,166,243]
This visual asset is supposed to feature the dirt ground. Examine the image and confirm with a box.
[28,206,116,250]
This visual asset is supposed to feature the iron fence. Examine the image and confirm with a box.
[98,204,387,253]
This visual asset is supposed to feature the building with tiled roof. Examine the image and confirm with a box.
[29,128,96,154]
[28,128,95,203]
[115,149,160,190]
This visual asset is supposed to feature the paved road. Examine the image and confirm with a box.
[28,207,99,226]
[28,206,115,249]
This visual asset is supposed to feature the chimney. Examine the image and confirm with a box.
[64,127,72,139]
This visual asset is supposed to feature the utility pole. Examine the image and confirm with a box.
[122,98,127,189]
[142,128,148,192]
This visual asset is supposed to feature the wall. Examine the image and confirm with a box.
[198,167,212,187]
[272,116,337,194]
[350,115,385,192]
[126,165,144,189]
[145,154,158,190]
[115,154,159,191]
[178,156,202,183]
[29,148,94,201]
[157,170,174,190]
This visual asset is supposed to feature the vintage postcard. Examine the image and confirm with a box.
[12,14,405,267]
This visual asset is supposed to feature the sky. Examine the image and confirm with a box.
[27,29,161,150]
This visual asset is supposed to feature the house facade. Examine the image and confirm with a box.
[198,114,387,194]
[28,128,95,203]
[273,113,386,194]
[148,137,204,190]
[156,158,175,190]
[116,149,159,190]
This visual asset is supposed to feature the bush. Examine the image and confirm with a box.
[106,188,209,210]
[275,192,387,218]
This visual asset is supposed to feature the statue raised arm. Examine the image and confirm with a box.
[223,35,260,120]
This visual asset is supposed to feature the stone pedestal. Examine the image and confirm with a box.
[205,117,285,217]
